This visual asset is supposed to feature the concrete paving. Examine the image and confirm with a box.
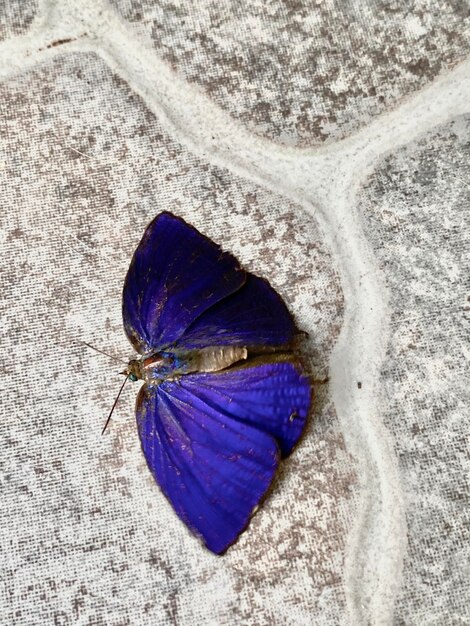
[0,2,468,624]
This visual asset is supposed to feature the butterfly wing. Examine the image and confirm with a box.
[136,380,279,554]
[136,360,311,553]
[175,273,296,349]
[123,212,245,353]
[123,212,297,354]
[177,358,311,457]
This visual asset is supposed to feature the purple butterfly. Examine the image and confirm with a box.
[119,212,311,554]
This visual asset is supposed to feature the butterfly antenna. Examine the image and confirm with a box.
[102,373,130,435]
[80,341,128,365]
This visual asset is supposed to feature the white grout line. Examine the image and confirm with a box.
[1,0,469,623]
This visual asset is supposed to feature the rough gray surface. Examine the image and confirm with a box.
[0,0,38,41]
[111,0,470,146]
[360,116,470,624]
[0,1,469,624]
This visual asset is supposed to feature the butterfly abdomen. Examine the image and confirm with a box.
[183,346,248,374]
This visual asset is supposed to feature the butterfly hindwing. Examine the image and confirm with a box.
[135,360,311,553]
[175,273,296,349]
[177,359,311,457]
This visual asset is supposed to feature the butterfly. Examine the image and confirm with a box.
[119,211,311,554]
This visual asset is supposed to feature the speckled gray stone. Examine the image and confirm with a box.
[1,1,469,624]
[0,0,38,41]
[360,116,470,624]
[110,0,470,146]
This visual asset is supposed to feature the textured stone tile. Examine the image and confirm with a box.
[359,116,470,624]
[0,53,356,625]
[0,0,38,41]
[110,0,470,146]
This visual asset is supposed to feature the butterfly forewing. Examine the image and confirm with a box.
[122,212,245,353]
[136,374,281,554]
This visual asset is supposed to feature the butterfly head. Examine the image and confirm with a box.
[125,359,141,382]
[125,353,176,383]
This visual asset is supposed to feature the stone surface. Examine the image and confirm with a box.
[111,0,470,146]
[360,116,470,624]
[0,0,38,41]
[0,53,355,626]
[0,1,469,625]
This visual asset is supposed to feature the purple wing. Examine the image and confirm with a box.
[136,360,311,553]
[123,212,245,353]
[178,359,311,457]
[123,211,297,354]
[175,274,296,349]
[136,381,279,554]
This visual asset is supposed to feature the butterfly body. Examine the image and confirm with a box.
[121,211,312,554]
[127,345,249,383]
